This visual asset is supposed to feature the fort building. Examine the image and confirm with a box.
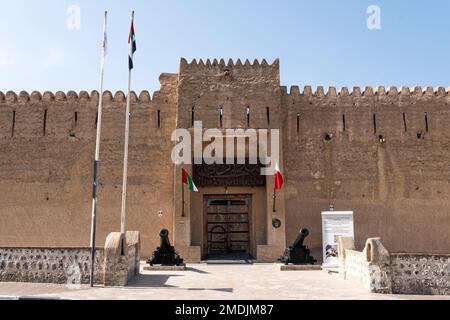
[1,58,450,262]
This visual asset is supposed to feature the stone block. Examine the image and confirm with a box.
[279,264,322,271]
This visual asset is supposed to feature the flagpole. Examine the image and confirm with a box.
[89,10,107,288]
[273,188,276,213]
[120,68,132,234]
[182,182,185,217]
[120,11,134,235]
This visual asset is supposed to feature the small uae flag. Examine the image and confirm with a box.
[274,162,284,190]
[182,168,198,192]
[128,12,136,70]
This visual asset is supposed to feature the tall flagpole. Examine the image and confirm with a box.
[89,11,107,288]
[120,70,131,234]
[120,11,135,234]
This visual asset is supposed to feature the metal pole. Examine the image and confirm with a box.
[90,11,107,288]
[89,163,99,287]
[120,68,132,234]
[181,182,185,217]
[273,188,276,213]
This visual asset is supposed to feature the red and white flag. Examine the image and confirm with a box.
[182,168,198,192]
[274,162,284,190]
[128,12,136,70]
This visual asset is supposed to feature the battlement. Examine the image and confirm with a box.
[0,90,153,104]
[281,85,449,99]
[179,58,279,73]
[0,73,178,105]
[3,85,449,106]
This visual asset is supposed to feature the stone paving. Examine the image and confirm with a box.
[0,263,449,300]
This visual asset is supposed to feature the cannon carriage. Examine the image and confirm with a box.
[147,229,184,266]
[279,228,316,265]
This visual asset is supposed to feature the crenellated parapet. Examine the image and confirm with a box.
[179,58,279,72]
[178,58,280,89]
[0,90,153,104]
[0,72,179,139]
[281,84,450,142]
[3,58,450,138]
[282,85,450,103]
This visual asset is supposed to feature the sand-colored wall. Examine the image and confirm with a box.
[282,85,450,259]
[0,74,178,258]
[2,59,450,262]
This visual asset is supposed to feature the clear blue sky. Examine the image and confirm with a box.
[1,0,450,94]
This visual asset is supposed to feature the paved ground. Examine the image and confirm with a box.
[0,263,449,300]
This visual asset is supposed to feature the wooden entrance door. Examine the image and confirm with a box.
[204,195,251,258]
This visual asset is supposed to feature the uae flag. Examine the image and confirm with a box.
[182,168,198,192]
[128,13,136,70]
[274,162,284,190]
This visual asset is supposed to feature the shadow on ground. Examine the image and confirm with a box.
[126,274,233,293]
[127,274,181,288]
[185,267,209,274]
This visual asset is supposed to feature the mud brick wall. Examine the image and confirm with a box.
[2,58,450,260]
[340,237,449,295]
[0,247,105,284]
[0,231,140,286]
[282,85,450,257]
[343,249,369,286]
[391,253,450,295]
[0,74,177,258]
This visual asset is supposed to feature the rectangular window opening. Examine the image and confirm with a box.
[342,114,346,131]
[95,112,98,129]
[219,106,223,128]
[424,112,429,132]
[11,111,16,137]
[403,113,407,132]
[191,106,195,127]
[296,113,300,133]
[266,107,270,126]
[157,110,161,128]
[373,114,377,134]
[43,109,47,136]
[246,106,250,127]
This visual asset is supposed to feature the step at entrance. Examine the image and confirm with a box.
[206,252,253,265]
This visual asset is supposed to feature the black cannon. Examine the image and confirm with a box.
[279,228,316,265]
[147,229,184,266]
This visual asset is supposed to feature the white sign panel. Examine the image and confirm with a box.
[321,211,354,266]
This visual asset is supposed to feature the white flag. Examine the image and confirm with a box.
[102,12,107,59]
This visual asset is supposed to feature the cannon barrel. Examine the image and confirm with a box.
[147,228,184,266]
[292,228,309,248]
[159,229,171,249]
